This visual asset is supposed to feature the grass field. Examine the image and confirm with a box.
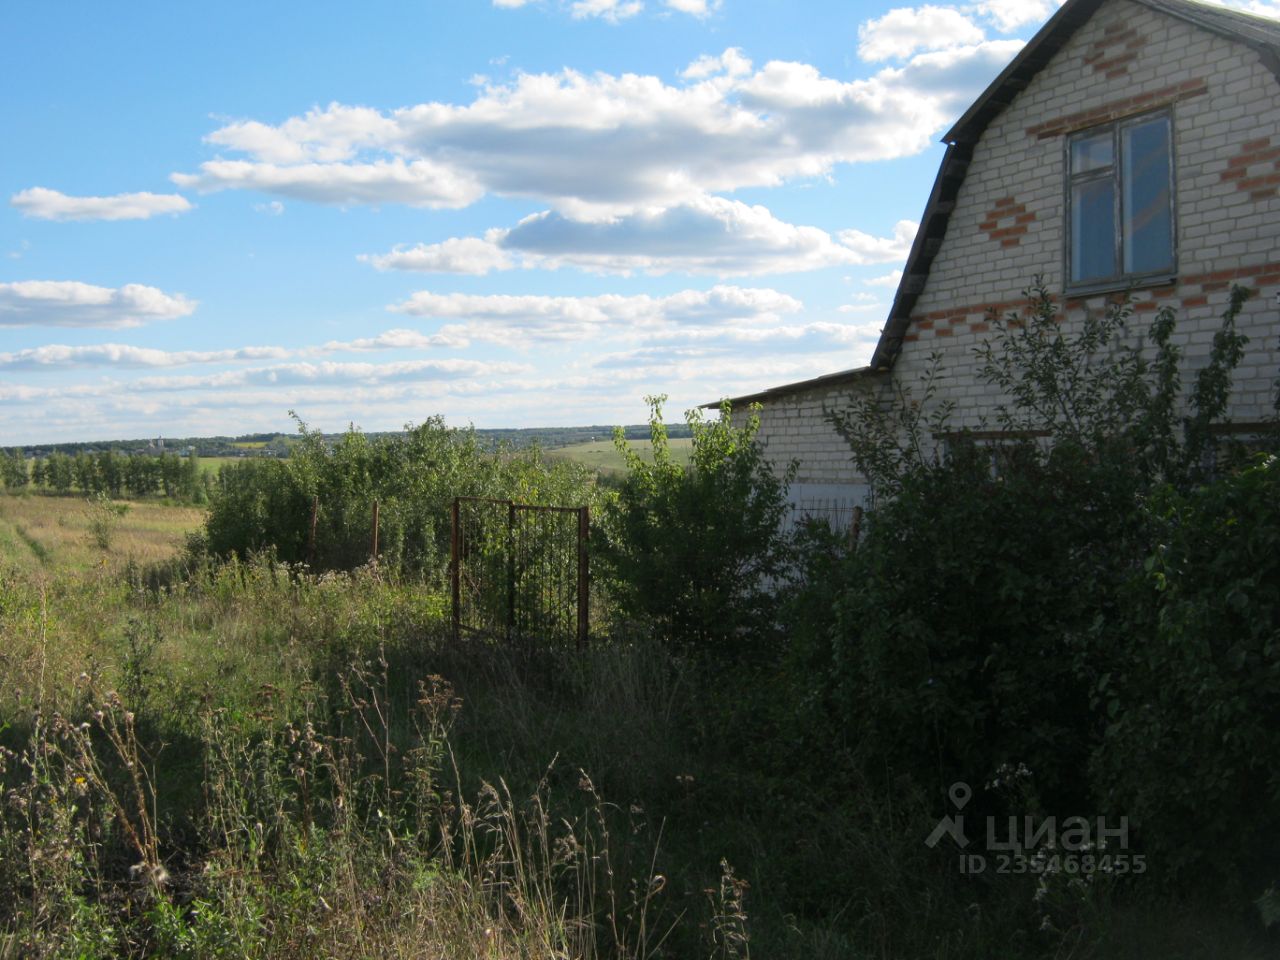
[198,454,255,475]
[548,437,693,474]
[0,493,204,574]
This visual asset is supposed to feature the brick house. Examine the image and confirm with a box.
[717,0,1280,515]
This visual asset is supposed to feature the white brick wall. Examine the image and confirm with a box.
[748,0,1280,487]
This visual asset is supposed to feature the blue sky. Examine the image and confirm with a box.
[1,0,1265,444]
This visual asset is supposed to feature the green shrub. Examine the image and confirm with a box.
[202,415,601,578]
[598,396,793,656]
[792,282,1279,889]
[1096,455,1280,890]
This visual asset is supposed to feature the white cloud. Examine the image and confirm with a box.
[681,47,752,81]
[664,0,720,17]
[172,43,1022,218]
[972,0,1059,32]
[0,281,196,328]
[318,328,470,352]
[365,200,916,277]
[837,219,917,264]
[570,0,644,19]
[390,284,802,344]
[11,187,192,222]
[494,0,535,6]
[0,327,469,372]
[254,200,285,215]
[858,6,986,61]
[0,343,289,370]
[362,234,515,274]
[0,359,529,404]
[865,268,903,287]
[173,157,483,209]
[838,292,886,314]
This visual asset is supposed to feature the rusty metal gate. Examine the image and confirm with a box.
[450,497,589,648]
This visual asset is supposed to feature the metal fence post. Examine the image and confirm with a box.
[450,498,460,641]
[370,499,380,567]
[577,506,589,650]
[507,500,516,643]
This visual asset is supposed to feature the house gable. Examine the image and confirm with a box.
[719,0,1280,504]
[888,0,1280,432]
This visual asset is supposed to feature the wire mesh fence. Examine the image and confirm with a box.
[783,498,864,540]
[450,497,589,648]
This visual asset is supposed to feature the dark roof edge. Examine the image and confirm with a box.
[944,0,1107,145]
[700,364,879,409]
[869,141,972,371]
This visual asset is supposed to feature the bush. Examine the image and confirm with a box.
[790,282,1280,893]
[1096,454,1280,890]
[202,415,601,579]
[598,396,793,657]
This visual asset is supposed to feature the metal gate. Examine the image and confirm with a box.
[450,497,589,648]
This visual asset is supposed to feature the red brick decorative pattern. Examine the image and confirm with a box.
[1082,19,1147,78]
[1221,136,1280,202]
[902,261,1280,341]
[978,197,1036,247]
[1026,78,1208,139]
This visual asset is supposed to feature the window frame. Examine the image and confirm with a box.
[1063,108,1178,296]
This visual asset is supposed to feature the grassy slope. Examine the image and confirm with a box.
[0,493,204,575]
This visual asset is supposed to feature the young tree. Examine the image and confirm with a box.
[599,396,794,657]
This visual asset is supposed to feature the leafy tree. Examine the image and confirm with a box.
[45,452,75,495]
[0,451,29,490]
[790,282,1279,878]
[598,395,793,657]
[72,453,98,494]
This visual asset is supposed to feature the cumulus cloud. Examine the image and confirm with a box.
[0,326,470,373]
[663,0,720,17]
[172,43,1022,218]
[0,343,289,370]
[362,234,515,274]
[390,284,802,344]
[838,292,886,314]
[173,158,482,209]
[365,201,917,277]
[570,0,643,19]
[858,6,986,61]
[319,328,471,352]
[0,281,196,328]
[681,47,753,81]
[0,359,529,405]
[837,219,917,264]
[865,268,903,287]
[11,187,192,222]
[973,0,1060,32]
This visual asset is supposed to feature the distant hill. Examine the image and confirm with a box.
[6,424,693,460]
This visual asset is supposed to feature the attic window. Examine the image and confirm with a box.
[1067,111,1175,290]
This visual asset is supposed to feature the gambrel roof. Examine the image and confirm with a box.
[712,0,1280,408]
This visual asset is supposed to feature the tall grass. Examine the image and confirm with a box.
[0,537,1270,957]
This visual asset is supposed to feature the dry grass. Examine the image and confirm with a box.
[0,493,204,575]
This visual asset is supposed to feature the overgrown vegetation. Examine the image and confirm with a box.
[798,282,1280,913]
[597,396,793,657]
[2,282,1279,957]
[201,415,603,578]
